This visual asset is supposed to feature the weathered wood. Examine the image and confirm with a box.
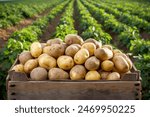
[7,80,141,100]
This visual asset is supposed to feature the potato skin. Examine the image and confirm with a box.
[30,42,42,58]
[12,64,24,72]
[99,71,111,80]
[65,34,83,45]
[85,56,100,70]
[30,67,47,81]
[48,68,69,80]
[101,60,114,71]
[81,43,96,56]
[24,59,38,74]
[57,55,74,70]
[65,45,80,57]
[94,48,113,61]
[19,51,33,64]
[107,72,120,80]
[70,65,86,80]
[38,54,56,70]
[47,38,63,46]
[74,49,89,64]
[85,71,101,80]
[102,44,113,50]
[84,38,102,48]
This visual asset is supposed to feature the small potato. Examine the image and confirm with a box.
[94,48,113,61]
[65,34,83,45]
[43,46,51,55]
[85,56,100,70]
[30,42,42,58]
[24,59,38,74]
[57,55,74,70]
[71,44,81,49]
[49,44,65,58]
[74,49,89,64]
[84,38,102,48]
[81,43,96,56]
[30,67,47,81]
[100,71,111,80]
[38,54,56,70]
[101,60,114,71]
[107,72,120,80]
[70,65,86,80]
[47,38,63,45]
[65,45,80,57]
[41,43,47,49]
[102,44,113,50]
[19,51,33,64]
[48,68,69,80]
[85,71,101,80]
[113,49,122,55]
[113,56,129,73]
[12,64,24,72]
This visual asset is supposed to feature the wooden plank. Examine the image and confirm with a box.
[7,81,141,100]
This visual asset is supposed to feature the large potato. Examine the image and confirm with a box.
[24,59,38,74]
[84,38,102,48]
[101,60,114,71]
[81,43,96,56]
[57,55,74,70]
[65,45,80,57]
[70,65,86,80]
[74,49,89,64]
[94,48,113,61]
[38,54,56,70]
[30,42,42,58]
[30,67,47,81]
[85,56,100,70]
[47,38,63,45]
[19,51,33,64]
[48,44,65,58]
[107,72,120,80]
[113,56,129,73]
[48,68,69,80]
[65,34,83,45]
[85,71,101,80]
[12,64,24,72]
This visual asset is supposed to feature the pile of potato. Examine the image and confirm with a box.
[12,34,133,81]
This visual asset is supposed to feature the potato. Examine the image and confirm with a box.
[65,34,83,45]
[61,43,68,50]
[30,42,42,58]
[113,56,129,73]
[47,38,63,45]
[65,45,80,57]
[113,49,122,55]
[85,56,100,70]
[100,71,111,80]
[70,65,86,80]
[48,44,65,58]
[19,51,33,64]
[12,64,24,72]
[24,59,38,73]
[71,44,81,49]
[81,43,96,56]
[57,55,74,70]
[41,43,47,49]
[107,72,120,80]
[48,68,69,80]
[102,44,113,50]
[30,67,47,81]
[94,48,113,61]
[85,71,101,80]
[84,38,102,48]
[38,54,56,70]
[101,60,114,71]
[74,49,89,64]
[114,53,132,70]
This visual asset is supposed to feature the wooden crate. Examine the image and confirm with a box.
[6,59,142,100]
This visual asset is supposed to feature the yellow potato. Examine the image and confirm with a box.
[101,60,114,71]
[12,64,24,72]
[43,46,51,55]
[19,51,33,64]
[113,49,122,55]
[30,42,42,58]
[65,34,83,45]
[107,72,120,80]
[74,49,89,64]
[85,71,101,80]
[57,55,74,70]
[70,65,86,80]
[100,71,111,80]
[38,54,56,70]
[65,45,80,57]
[81,42,96,56]
[102,44,113,50]
[84,38,102,48]
[40,43,47,49]
[47,38,63,46]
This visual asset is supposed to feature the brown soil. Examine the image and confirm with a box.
[140,32,150,40]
